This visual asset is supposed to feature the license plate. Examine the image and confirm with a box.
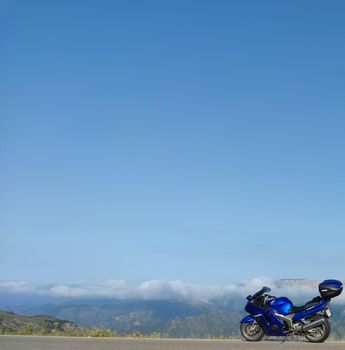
[325,309,332,317]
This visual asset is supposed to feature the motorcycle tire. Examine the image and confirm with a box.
[240,321,264,341]
[305,317,330,343]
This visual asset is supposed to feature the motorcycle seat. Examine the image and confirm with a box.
[290,296,322,314]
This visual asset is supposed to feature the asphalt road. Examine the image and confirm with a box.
[0,336,344,350]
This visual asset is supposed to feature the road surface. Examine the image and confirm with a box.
[0,336,344,350]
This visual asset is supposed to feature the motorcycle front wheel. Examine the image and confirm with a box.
[304,317,330,343]
[240,321,264,341]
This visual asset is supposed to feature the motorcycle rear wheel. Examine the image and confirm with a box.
[240,321,264,341]
[304,317,330,343]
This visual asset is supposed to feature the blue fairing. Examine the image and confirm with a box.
[255,310,286,336]
[292,298,329,321]
[241,315,254,325]
[243,301,287,336]
[267,297,292,315]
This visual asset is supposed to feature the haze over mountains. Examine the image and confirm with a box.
[1,278,344,338]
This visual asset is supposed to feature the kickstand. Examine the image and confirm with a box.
[280,335,289,343]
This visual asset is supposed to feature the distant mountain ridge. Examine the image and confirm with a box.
[1,279,344,339]
[274,279,319,288]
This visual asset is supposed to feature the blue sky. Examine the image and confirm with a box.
[1,0,345,285]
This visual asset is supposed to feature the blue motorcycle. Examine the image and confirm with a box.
[240,279,343,343]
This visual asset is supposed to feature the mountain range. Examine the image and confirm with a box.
[1,279,344,339]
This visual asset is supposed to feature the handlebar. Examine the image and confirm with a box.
[246,287,273,306]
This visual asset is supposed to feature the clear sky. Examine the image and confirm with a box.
[1,0,345,285]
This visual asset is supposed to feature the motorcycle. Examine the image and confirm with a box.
[240,279,343,343]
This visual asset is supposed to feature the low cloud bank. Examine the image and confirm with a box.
[0,278,343,303]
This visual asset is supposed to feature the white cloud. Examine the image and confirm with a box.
[0,281,36,293]
[0,278,343,304]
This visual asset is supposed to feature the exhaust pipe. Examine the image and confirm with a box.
[302,318,325,332]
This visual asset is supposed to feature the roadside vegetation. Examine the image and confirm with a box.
[1,310,345,340]
[0,310,160,338]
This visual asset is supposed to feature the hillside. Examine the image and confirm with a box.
[1,302,345,340]
[0,310,92,336]
[1,279,344,339]
[3,298,345,339]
